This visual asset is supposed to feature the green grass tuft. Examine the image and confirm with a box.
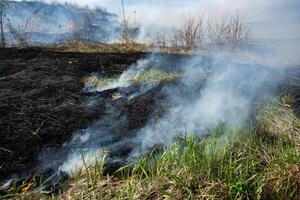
[136,69,182,83]
[84,69,182,89]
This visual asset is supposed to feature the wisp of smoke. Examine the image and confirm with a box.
[84,56,156,93]
[40,55,165,175]
[129,54,279,159]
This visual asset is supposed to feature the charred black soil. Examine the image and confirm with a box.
[0,48,152,180]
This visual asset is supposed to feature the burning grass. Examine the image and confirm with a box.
[4,94,300,200]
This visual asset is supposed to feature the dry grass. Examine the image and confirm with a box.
[257,94,300,147]
[49,42,150,53]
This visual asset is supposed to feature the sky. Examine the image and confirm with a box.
[15,0,300,39]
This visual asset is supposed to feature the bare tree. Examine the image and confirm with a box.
[156,32,167,48]
[207,16,227,45]
[121,0,129,43]
[207,14,250,49]
[173,15,204,51]
[0,0,5,47]
[224,15,250,48]
[120,0,139,43]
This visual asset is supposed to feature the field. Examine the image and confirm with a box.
[0,46,300,199]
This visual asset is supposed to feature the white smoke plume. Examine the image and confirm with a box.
[129,54,281,158]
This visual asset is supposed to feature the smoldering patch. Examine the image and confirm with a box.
[36,55,182,177]
[37,53,282,179]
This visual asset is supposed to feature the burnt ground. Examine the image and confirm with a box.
[1,47,299,184]
[0,48,152,181]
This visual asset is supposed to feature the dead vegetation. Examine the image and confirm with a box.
[153,13,250,53]
[257,93,300,148]
[172,15,204,51]
[207,14,250,49]
[0,3,250,54]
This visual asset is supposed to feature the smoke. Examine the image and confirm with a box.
[132,0,300,40]
[12,0,300,41]
[40,55,164,176]
[129,55,280,158]
[4,0,299,66]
